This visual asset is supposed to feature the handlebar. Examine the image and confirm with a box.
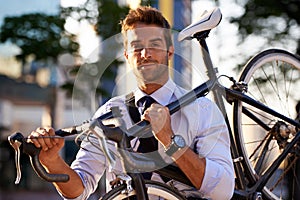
[8,106,123,184]
[8,132,69,183]
[8,79,215,184]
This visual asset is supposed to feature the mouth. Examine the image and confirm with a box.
[138,62,157,70]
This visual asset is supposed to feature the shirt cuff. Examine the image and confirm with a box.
[199,158,223,195]
[199,158,234,199]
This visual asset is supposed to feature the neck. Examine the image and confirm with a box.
[139,83,162,95]
[138,76,169,94]
[139,79,169,94]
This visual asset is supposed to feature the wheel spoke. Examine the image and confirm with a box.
[234,49,300,200]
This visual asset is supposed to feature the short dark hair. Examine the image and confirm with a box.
[121,6,173,49]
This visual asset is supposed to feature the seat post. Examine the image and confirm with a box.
[197,36,218,81]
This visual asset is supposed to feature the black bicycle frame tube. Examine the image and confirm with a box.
[211,84,248,190]
[241,107,271,131]
[130,173,149,200]
[224,84,300,192]
[254,131,300,192]
[225,87,300,128]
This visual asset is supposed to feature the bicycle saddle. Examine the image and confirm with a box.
[178,7,222,41]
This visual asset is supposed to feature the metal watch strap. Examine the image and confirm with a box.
[165,135,185,156]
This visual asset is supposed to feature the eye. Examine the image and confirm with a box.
[151,42,160,48]
[131,44,143,52]
[149,42,164,50]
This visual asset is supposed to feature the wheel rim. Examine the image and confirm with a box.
[235,51,300,199]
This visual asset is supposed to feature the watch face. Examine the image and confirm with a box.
[174,135,186,148]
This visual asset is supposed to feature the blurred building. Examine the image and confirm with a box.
[0,0,194,199]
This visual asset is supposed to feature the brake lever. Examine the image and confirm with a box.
[8,133,22,184]
[8,132,69,183]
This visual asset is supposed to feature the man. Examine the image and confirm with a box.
[29,6,234,200]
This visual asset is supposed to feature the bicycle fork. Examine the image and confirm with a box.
[128,173,149,200]
[110,173,149,200]
[111,174,134,195]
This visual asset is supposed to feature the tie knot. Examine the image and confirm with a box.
[139,96,156,114]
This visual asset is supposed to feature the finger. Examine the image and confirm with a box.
[45,127,59,144]
[28,131,42,148]
[142,107,161,121]
[41,128,56,150]
[32,127,51,151]
[141,111,151,122]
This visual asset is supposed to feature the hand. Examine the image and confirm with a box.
[27,127,64,165]
[141,104,173,148]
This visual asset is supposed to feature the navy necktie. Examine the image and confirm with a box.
[137,96,158,153]
[141,96,156,114]
[137,96,158,179]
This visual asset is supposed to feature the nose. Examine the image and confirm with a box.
[141,47,152,59]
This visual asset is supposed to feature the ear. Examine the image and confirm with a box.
[124,50,128,60]
[167,46,174,58]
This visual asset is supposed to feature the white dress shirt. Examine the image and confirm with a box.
[62,79,234,200]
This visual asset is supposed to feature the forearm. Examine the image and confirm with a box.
[43,156,84,199]
[172,147,206,189]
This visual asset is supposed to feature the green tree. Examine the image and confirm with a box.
[0,13,79,77]
[231,0,300,55]
[0,12,80,130]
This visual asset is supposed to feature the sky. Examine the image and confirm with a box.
[0,0,60,26]
[0,0,60,57]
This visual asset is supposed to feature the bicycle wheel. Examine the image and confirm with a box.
[233,49,300,200]
[101,180,186,200]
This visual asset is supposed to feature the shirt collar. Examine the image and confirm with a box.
[134,79,176,106]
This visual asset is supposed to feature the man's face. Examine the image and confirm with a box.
[124,23,173,86]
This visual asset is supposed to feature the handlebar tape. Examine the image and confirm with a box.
[29,152,69,182]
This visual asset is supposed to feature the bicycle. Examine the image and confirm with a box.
[8,7,300,200]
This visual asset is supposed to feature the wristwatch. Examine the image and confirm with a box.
[165,135,186,157]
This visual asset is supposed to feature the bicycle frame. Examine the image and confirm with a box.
[194,31,300,199]
[104,31,300,197]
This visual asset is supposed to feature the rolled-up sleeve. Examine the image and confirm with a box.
[194,98,234,199]
[200,158,234,199]
[59,137,107,200]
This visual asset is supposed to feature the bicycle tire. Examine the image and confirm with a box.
[100,180,186,200]
[233,49,300,200]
